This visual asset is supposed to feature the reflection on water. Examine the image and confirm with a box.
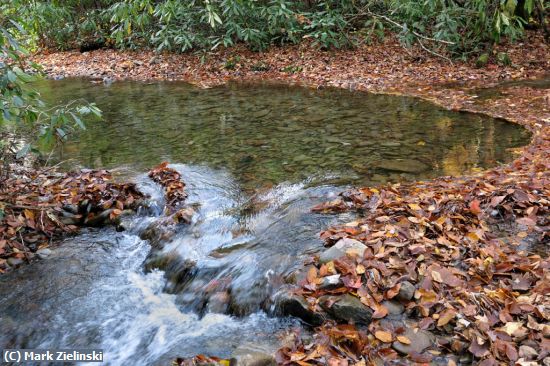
[39,79,530,190]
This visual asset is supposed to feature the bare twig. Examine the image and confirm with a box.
[417,39,453,63]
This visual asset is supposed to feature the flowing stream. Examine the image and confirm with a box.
[0,80,530,365]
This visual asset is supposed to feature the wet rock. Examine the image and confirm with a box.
[84,209,114,227]
[140,221,176,249]
[375,159,429,174]
[396,281,415,301]
[392,328,435,355]
[7,257,23,267]
[274,290,324,326]
[144,252,196,292]
[115,210,136,232]
[36,248,52,260]
[320,294,372,325]
[62,204,79,214]
[79,199,91,215]
[319,238,367,264]
[60,213,80,225]
[382,300,404,317]
[231,344,276,366]
[319,274,342,290]
[229,280,272,316]
[206,291,230,314]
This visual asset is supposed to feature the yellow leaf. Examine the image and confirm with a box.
[307,266,317,284]
[408,203,421,210]
[356,264,366,275]
[397,335,411,344]
[437,309,457,326]
[374,330,393,343]
[499,322,525,337]
[466,231,480,242]
[23,209,35,220]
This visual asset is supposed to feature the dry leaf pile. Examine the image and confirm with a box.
[275,162,549,364]
[148,162,188,210]
[0,168,144,273]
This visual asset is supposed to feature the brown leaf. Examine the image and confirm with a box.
[468,339,490,358]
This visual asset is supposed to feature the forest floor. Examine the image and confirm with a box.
[24,31,550,365]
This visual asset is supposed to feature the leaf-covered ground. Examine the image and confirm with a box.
[0,168,144,273]
[0,163,188,274]
[33,31,550,365]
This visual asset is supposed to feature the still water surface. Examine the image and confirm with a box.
[42,79,530,189]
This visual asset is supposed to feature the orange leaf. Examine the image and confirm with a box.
[469,199,481,215]
[374,330,393,343]
[307,266,318,284]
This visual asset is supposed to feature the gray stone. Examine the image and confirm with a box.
[382,300,404,317]
[275,290,324,326]
[396,281,415,301]
[392,328,435,355]
[36,248,52,260]
[7,257,23,267]
[319,238,367,264]
[375,159,429,174]
[320,294,372,325]
[231,344,276,366]
[206,292,230,314]
[319,274,343,290]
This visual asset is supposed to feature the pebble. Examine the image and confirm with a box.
[7,257,23,267]
[319,238,367,264]
[396,281,415,301]
[320,294,372,325]
[392,327,435,355]
[231,343,276,366]
[382,300,405,317]
[36,248,53,260]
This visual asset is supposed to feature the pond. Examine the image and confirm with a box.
[42,79,529,190]
[0,79,530,365]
